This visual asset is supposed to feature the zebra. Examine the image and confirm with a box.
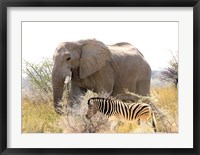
[85,97,157,132]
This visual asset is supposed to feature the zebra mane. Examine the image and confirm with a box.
[90,97,110,100]
[90,97,127,105]
[90,97,128,104]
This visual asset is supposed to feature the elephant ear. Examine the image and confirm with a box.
[79,40,111,79]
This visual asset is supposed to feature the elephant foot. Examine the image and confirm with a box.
[66,99,80,109]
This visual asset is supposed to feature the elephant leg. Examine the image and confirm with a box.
[68,82,86,107]
[136,79,150,96]
[115,91,140,102]
[114,83,139,102]
[95,80,114,98]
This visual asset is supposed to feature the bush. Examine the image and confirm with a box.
[58,91,111,133]
[160,51,178,87]
[23,59,53,94]
[23,59,70,103]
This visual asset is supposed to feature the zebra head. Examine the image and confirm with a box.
[86,98,99,119]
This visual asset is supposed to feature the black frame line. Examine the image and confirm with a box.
[0,0,199,155]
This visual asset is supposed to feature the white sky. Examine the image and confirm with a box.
[22,22,178,70]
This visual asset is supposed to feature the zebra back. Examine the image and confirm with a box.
[91,97,151,122]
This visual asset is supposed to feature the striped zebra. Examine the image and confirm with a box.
[86,97,157,132]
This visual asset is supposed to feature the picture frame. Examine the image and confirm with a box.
[0,0,199,155]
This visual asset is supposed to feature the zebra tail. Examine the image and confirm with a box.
[152,112,157,133]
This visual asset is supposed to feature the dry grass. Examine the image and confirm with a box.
[151,86,178,133]
[109,86,178,133]
[22,99,62,133]
[57,91,111,133]
[22,86,178,133]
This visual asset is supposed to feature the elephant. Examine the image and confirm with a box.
[52,39,151,114]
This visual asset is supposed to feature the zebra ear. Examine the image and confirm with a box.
[88,100,94,106]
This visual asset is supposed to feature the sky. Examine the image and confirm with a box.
[22,22,178,71]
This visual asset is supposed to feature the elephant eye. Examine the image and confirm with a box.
[66,57,71,61]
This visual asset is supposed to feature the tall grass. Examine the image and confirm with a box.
[22,86,178,133]
[151,86,178,132]
[22,98,62,133]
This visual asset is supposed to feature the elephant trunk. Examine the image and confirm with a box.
[52,70,65,114]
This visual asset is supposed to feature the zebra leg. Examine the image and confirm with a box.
[151,112,157,132]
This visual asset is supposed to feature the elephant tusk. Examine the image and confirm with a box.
[64,76,71,84]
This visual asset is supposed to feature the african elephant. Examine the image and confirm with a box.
[52,39,151,113]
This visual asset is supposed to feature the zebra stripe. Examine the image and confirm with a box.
[86,97,157,132]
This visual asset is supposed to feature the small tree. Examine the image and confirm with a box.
[161,51,178,87]
[23,58,71,103]
[23,58,53,94]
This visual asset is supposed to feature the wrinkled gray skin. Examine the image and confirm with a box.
[52,39,151,114]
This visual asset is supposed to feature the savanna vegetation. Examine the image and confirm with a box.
[22,57,178,133]
[160,51,178,87]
